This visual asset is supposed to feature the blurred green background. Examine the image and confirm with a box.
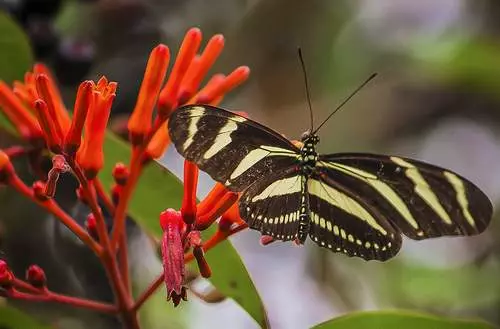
[1,0,500,328]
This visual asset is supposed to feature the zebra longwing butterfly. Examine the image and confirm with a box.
[167,104,492,261]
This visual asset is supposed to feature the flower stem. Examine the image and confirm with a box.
[111,147,142,250]
[8,174,102,255]
[131,274,163,312]
[94,177,115,215]
[111,117,165,251]
[66,158,139,329]
[9,290,118,314]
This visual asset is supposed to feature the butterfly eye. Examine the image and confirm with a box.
[300,131,311,141]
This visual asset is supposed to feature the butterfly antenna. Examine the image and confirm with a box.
[312,73,377,135]
[298,48,314,133]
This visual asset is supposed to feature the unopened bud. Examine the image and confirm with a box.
[26,265,46,288]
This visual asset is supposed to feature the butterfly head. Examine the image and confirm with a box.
[300,130,320,146]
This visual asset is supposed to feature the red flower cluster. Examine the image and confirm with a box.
[0,26,252,317]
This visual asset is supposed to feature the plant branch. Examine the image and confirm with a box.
[8,174,102,255]
[66,158,139,329]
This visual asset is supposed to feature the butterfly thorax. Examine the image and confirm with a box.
[299,132,319,176]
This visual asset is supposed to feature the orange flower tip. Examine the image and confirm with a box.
[260,235,275,246]
[112,162,129,185]
[160,208,183,231]
[193,246,211,278]
[186,27,203,41]
[26,265,46,288]
[97,76,109,89]
[32,181,49,201]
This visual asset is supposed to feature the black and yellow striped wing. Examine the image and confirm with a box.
[239,168,303,241]
[168,105,300,191]
[308,153,492,260]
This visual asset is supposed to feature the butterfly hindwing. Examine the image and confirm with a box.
[317,153,492,240]
[239,168,303,241]
[307,174,402,261]
[168,105,300,191]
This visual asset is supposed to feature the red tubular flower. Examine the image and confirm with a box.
[160,209,187,306]
[196,191,239,231]
[26,265,46,288]
[194,66,250,105]
[145,122,171,159]
[180,160,198,225]
[128,45,170,144]
[33,99,62,153]
[197,183,228,215]
[158,28,202,118]
[65,80,94,154]
[76,77,116,178]
[0,81,43,141]
[35,74,68,141]
[33,63,70,133]
[178,34,225,104]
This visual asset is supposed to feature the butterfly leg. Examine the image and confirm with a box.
[297,177,310,244]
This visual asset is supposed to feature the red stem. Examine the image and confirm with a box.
[94,178,116,215]
[8,174,102,255]
[110,147,142,250]
[131,274,163,312]
[111,118,164,250]
[9,290,118,314]
[66,158,139,329]
[119,233,131,294]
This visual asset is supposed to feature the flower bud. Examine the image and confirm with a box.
[26,265,46,288]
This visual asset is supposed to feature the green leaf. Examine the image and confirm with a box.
[381,262,500,310]
[0,305,51,329]
[200,225,269,328]
[99,133,184,232]
[100,133,268,327]
[0,11,33,83]
[311,310,494,329]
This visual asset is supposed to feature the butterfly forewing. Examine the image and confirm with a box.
[168,105,300,191]
[239,168,303,241]
[317,153,492,240]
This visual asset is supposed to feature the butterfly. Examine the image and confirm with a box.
[167,101,492,261]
